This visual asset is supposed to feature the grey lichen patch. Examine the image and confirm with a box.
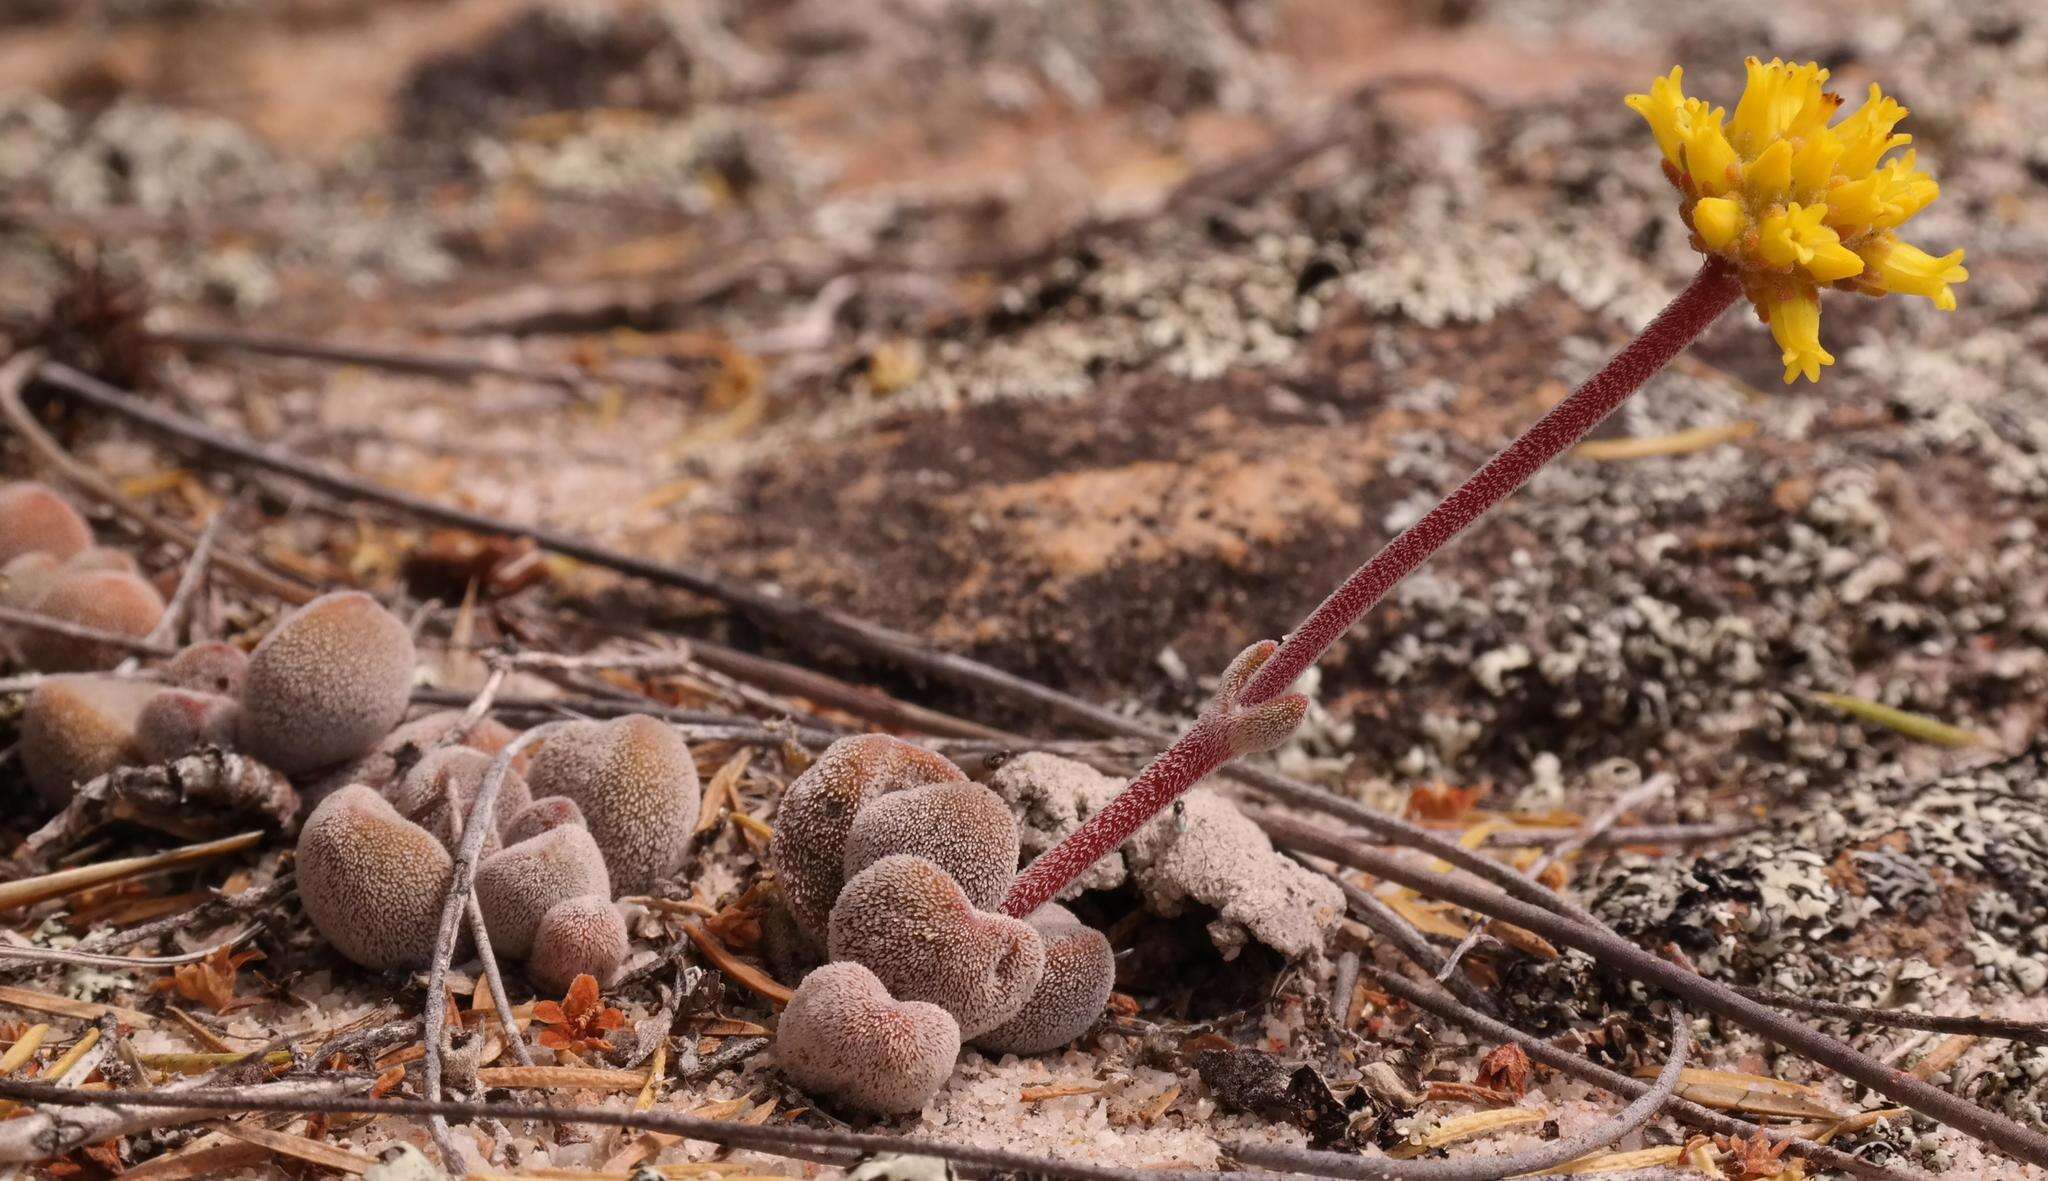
[987,752,1342,960]
[985,751,1128,898]
[1580,746,2048,1010]
[1122,786,1343,961]
[775,960,961,1116]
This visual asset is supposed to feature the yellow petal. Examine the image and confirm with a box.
[1790,127,1845,194]
[1863,238,1968,310]
[1691,197,1745,250]
[1745,139,1795,202]
[1805,236,1865,283]
[1680,101,1739,195]
[1625,67,1690,167]
[1833,84,1911,177]
[1766,292,1833,384]
[1729,58,1831,156]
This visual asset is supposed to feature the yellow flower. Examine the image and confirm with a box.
[1628,59,1965,383]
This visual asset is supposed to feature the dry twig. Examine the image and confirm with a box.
[1231,1007,1690,1179]
[1365,968,1918,1181]
[1256,809,2048,1169]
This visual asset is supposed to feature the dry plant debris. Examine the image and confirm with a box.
[1,2,2045,1179]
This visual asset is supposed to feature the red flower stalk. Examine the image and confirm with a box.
[1001,258,1744,918]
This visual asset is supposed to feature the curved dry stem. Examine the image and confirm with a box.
[0,1077,1266,1181]
[0,925,258,972]
[1435,774,1670,982]
[145,507,224,647]
[1231,1007,1690,1179]
[419,719,567,1169]
[1366,968,1918,1181]
[1255,809,2048,1170]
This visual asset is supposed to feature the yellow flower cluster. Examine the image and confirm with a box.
[1628,59,1965,382]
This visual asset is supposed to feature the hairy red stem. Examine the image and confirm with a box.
[1002,259,1743,918]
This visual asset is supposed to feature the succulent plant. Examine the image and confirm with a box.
[295,785,457,970]
[237,591,416,775]
[842,780,1019,912]
[769,734,968,939]
[504,796,586,843]
[0,481,92,566]
[135,687,240,762]
[328,709,520,795]
[165,640,249,697]
[527,894,630,994]
[523,715,698,894]
[474,823,611,959]
[973,903,1115,1055]
[828,854,1045,1039]
[18,675,157,806]
[0,553,61,610]
[13,569,166,672]
[775,960,960,1115]
[385,744,532,855]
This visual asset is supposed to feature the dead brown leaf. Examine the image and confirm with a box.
[153,946,264,1014]
[1475,1042,1532,1097]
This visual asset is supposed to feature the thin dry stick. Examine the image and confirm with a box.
[151,324,680,393]
[0,604,176,658]
[427,727,536,1082]
[0,925,257,971]
[1436,774,1671,982]
[420,721,567,1171]
[0,1076,369,1163]
[0,1078,1269,1181]
[0,352,315,605]
[1366,968,1921,1181]
[1299,853,1498,1018]
[1479,821,1753,849]
[1254,809,2048,1170]
[1233,1008,1689,1180]
[144,507,225,647]
[74,874,293,954]
[1727,985,2048,1047]
[0,832,262,914]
